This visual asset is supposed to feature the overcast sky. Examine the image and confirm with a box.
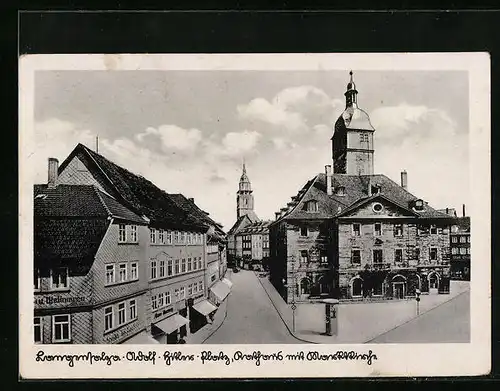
[34,70,469,230]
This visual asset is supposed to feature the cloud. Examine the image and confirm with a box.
[237,86,343,132]
[136,124,202,151]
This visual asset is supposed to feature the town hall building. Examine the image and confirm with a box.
[269,71,460,303]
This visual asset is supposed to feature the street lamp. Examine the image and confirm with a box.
[283,259,297,333]
[415,288,421,316]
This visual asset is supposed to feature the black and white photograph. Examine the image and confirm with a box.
[19,53,490,378]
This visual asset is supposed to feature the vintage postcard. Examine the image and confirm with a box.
[19,53,491,378]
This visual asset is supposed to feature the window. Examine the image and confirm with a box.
[166,231,173,244]
[152,295,158,310]
[460,236,466,243]
[306,200,318,212]
[198,257,203,269]
[104,307,113,332]
[193,282,198,293]
[174,231,179,244]
[118,263,127,282]
[452,247,458,254]
[335,186,345,196]
[53,314,71,342]
[460,247,467,255]
[374,223,382,236]
[394,224,403,237]
[415,248,420,261]
[180,286,186,299]
[188,284,193,296]
[119,224,126,243]
[187,233,192,245]
[181,259,186,273]
[198,281,203,292]
[150,228,157,244]
[300,250,308,263]
[320,252,328,264]
[452,236,458,243]
[180,232,186,244]
[187,258,192,272]
[467,236,471,243]
[34,317,42,343]
[430,247,438,261]
[165,291,171,305]
[158,229,164,244]
[414,199,424,211]
[174,288,180,301]
[105,264,115,285]
[167,259,173,276]
[373,249,383,264]
[175,259,180,274]
[430,225,437,235]
[352,223,361,236]
[51,267,69,290]
[34,268,40,291]
[130,225,138,242]
[373,281,383,296]
[150,259,157,280]
[118,303,126,325]
[351,250,361,264]
[394,249,403,263]
[130,262,138,280]
[211,274,216,283]
[159,260,165,278]
[158,292,164,308]
[466,247,471,255]
[372,203,383,213]
[129,299,137,320]
[300,226,308,237]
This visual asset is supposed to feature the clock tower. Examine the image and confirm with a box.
[331,71,375,175]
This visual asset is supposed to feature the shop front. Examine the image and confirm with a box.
[151,313,190,344]
[122,330,160,345]
[190,299,218,333]
[209,280,231,306]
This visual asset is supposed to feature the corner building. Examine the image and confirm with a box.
[269,72,459,304]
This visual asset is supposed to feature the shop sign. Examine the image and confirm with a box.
[34,294,91,307]
[153,307,173,320]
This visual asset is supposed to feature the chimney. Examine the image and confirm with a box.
[446,207,449,215]
[188,197,194,203]
[325,165,333,195]
[47,158,59,188]
[401,170,408,190]
[462,204,466,217]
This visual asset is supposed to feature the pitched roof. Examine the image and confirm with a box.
[58,144,207,231]
[272,172,452,225]
[35,218,109,266]
[34,184,146,224]
[169,193,224,233]
[238,220,272,235]
[453,216,471,232]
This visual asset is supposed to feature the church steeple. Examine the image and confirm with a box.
[345,70,358,108]
[237,162,255,218]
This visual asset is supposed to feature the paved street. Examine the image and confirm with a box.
[204,269,303,344]
[368,290,470,343]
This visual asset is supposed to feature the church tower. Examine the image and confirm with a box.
[236,163,256,219]
[331,71,375,175]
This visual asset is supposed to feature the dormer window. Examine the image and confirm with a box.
[305,200,319,212]
[335,186,345,196]
[371,185,381,195]
[413,199,425,211]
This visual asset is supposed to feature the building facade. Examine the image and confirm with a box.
[35,144,229,344]
[269,72,459,304]
[450,216,471,281]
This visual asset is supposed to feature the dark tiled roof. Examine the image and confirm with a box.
[272,172,452,225]
[34,184,146,224]
[35,218,109,265]
[238,220,272,235]
[454,216,471,232]
[61,144,207,231]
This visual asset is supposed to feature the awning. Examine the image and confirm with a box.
[154,314,189,335]
[210,281,231,302]
[221,278,233,289]
[192,299,218,316]
[122,331,160,345]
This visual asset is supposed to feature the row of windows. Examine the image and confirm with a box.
[151,281,204,311]
[150,229,204,246]
[451,236,470,243]
[104,299,137,332]
[150,257,203,281]
[299,250,328,264]
[118,224,138,243]
[207,244,218,253]
[452,247,471,255]
[350,248,439,264]
[351,223,443,237]
[105,262,138,286]
[34,315,71,343]
[34,267,69,291]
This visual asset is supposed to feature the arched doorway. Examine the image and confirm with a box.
[392,275,407,299]
[351,277,363,298]
[318,276,329,295]
[300,278,311,299]
[428,271,440,294]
